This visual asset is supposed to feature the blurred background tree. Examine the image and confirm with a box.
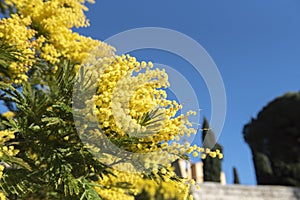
[233,166,240,184]
[243,92,300,186]
[201,117,223,183]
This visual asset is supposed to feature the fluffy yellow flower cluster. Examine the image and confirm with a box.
[94,169,138,200]
[0,191,5,200]
[0,165,4,180]
[5,0,115,64]
[0,0,114,83]
[135,178,193,200]
[5,0,95,28]
[0,130,18,157]
[94,167,192,200]
[1,111,15,119]
[0,14,37,83]
[0,130,15,144]
[92,55,195,145]
[74,54,211,173]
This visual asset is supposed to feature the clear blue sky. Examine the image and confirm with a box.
[76,0,300,185]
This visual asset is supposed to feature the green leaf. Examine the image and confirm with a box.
[80,181,103,200]
[0,151,32,171]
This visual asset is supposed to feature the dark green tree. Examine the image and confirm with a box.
[243,92,300,186]
[201,117,223,182]
[233,167,240,184]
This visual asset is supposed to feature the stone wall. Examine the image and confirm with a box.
[191,182,300,200]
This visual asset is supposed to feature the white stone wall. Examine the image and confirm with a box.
[191,182,300,200]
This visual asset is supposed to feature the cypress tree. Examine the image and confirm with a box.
[202,117,223,182]
[233,167,241,184]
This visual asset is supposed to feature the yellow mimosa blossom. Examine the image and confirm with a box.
[90,55,196,148]
[1,111,15,118]
[0,130,19,158]
[5,0,115,63]
[0,14,37,83]
[94,167,191,200]
[74,53,210,176]
[0,0,114,83]
[193,152,199,157]
[0,130,15,143]
[0,165,4,179]
[0,192,6,200]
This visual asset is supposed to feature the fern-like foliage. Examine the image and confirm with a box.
[0,43,24,80]
[0,61,119,199]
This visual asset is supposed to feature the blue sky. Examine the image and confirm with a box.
[76,0,300,185]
